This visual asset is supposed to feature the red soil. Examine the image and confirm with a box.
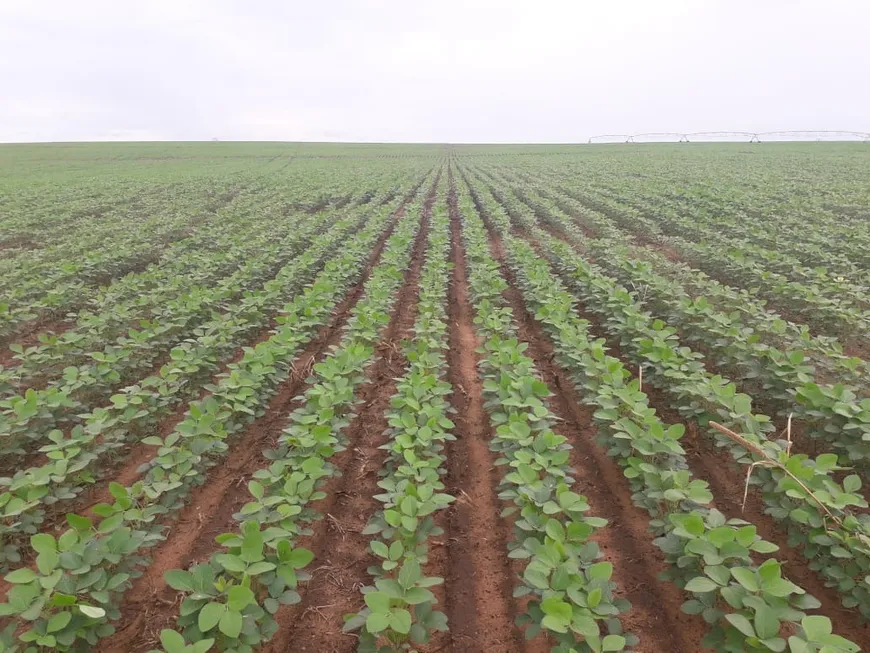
[504,205,870,647]
[272,171,440,653]
[475,200,704,652]
[8,165,867,653]
[97,185,425,653]
[0,318,73,367]
[444,168,523,652]
[683,431,870,645]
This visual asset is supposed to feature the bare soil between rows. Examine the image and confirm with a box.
[464,170,700,653]
[97,181,428,653]
[8,161,868,653]
[273,169,441,653]
[443,167,522,652]
[486,175,870,647]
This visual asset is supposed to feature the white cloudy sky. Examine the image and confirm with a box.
[1,0,868,143]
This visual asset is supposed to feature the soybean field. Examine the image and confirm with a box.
[1,141,869,653]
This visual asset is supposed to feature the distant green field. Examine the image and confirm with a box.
[1,141,869,653]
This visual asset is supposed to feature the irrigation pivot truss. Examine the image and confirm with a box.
[587,130,870,143]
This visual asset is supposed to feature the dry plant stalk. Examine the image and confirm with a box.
[709,419,870,550]
[708,420,844,528]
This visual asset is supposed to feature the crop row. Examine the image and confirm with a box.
[0,198,355,450]
[481,163,870,358]
[343,179,454,650]
[0,177,261,338]
[590,178,870,286]
[0,191,416,571]
[586,182,870,296]
[455,171,632,652]
[0,160,422,343]
[155,172,439,652]
[2,196,331,387]
[471,166,870,623]
[0,176,418,433]
[528,183,867,377]
[0,177,369,373]
[558,184,870,347]
[0,172,435,652]
[459,167,860,652]
[479,169,870,478]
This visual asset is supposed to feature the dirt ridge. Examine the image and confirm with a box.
[443,166,523,652]
[267,170,442,653]
[463,168,703,652]
[497,190,869,647]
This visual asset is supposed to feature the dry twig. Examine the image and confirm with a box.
[709,421,844,529]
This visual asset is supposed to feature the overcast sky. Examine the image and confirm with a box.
[1,0,868,143]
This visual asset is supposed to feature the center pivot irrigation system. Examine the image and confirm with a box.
[588,130,870,143]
